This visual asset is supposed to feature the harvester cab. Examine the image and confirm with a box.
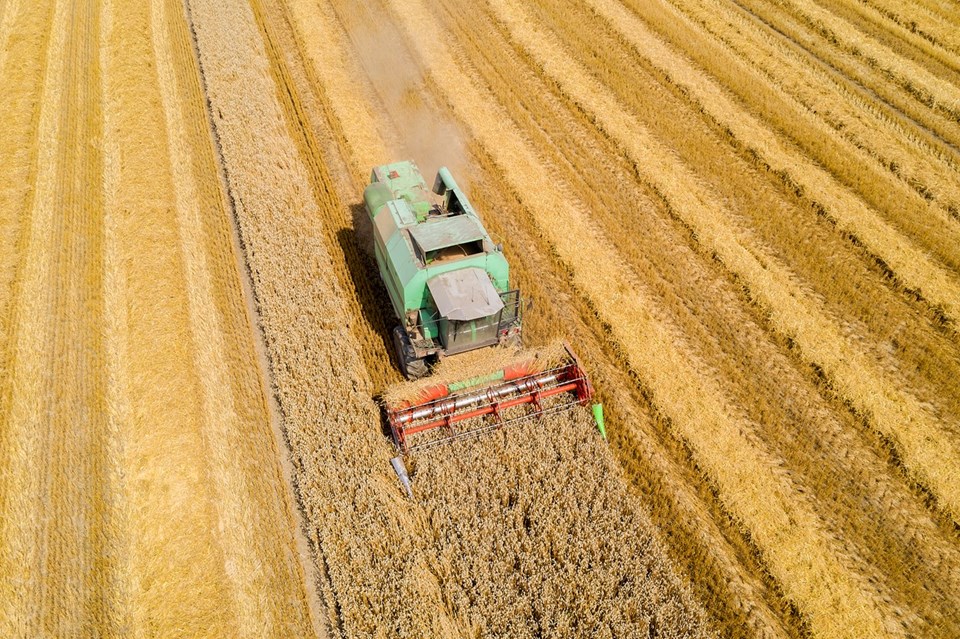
[365,161,604,496]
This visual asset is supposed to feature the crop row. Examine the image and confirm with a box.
[722,0,960,151]
[0,0,317,634]
[635,0,960,251]
[379,0,910,635]
[1,0,112,632]
[760,0,960,122]
[584,0,960,429]
[858,0,960,56]
[489,0,960,526]
[473,0,960,632]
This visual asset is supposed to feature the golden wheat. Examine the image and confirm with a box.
[382,0,909,635]
[558,0,960,426]
[416,408,710,639]
[1,0,101,631]
[4,0,958,636]
[857,0,960,56]
[718,0,960,149]
[1,0,316,634]
[776,0,960,119]
[617,0,960,260]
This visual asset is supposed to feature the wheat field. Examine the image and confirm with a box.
[1,0,958,637]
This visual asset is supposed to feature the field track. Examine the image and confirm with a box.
[1,0,959,637]
[0,0,315,635]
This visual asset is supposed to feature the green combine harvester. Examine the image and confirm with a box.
[366,161,601,489]
[364,160,522,379]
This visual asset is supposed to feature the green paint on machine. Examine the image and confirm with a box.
[364,160,522,378]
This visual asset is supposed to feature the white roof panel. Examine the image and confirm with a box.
[427,268,504,321]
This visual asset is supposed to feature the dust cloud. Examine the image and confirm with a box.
[341,12,470,185]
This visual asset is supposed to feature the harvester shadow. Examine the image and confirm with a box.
[336,203,399,375]
[338,204,401,444]
[374,400,394,443]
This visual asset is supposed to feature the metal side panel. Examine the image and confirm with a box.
[410,215,487,254]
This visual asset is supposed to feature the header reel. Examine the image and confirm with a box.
[385,344,596,454]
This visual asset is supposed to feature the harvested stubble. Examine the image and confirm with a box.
[612,0,960,268]
[190,0,715,635]
[485,0,960,528]
[540,0,960,430]
[1,0,316,634]
[771,0,960,122]
[414,408,711,639]
[857,0,960,57]
[721,0,960,150]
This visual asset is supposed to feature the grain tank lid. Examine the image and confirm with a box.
[410,215,486,253]
[427,267,504,321]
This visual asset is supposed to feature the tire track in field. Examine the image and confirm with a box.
[0,0,112,632]
[381,0,899,636]
[41,0,108,629]
[486,0,960,529]
[273,0,392,177]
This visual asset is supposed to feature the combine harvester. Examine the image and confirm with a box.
[363,161,604,496]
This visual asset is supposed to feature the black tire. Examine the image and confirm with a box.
[392,325,428,380]
[406,357,428,380]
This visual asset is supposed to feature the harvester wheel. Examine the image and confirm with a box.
[392,325,428,380]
